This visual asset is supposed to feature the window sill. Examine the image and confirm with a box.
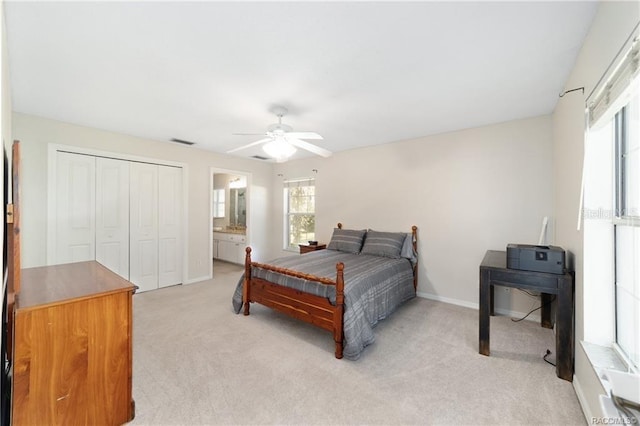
[581,341,632,390]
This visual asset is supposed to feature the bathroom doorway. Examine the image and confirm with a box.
[210,167,251,279]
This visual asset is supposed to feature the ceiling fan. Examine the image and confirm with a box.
[228,107,332,162]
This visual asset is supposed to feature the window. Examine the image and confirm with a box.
[213,189,225,218]
[584,27,638,372]
[614,95,640,370]
[284,178,315,250]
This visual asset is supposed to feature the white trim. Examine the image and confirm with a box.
[181,165,189,286]
[573,372,594,424]
[283,177,316,251]
[47,143,189,285]
[48,143,186,168]
[417,291,477,309]
[417,291,542,322]
[47,145,58,265]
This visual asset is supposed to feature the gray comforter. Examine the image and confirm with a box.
[232,249,415,359]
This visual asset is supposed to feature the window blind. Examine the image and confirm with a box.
[283,178,315,188]
[579,23,640,230]
[588,22,640,128]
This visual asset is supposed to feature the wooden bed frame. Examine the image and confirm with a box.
[242,223,418,359]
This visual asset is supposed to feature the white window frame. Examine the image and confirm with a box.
[283,178,315,251]
[583,23,639,373]
[612,99,640,371]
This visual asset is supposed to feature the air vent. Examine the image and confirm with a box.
[169,138,195,146]
[251,155,269,160]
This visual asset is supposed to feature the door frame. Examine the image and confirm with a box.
[210,167,252,279]
[47,144,189,285]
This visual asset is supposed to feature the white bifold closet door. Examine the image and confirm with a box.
[55,152,96,264]
[158,166,183,288]
[129,163,183,292]
[53,151,183,292]
[129,162,159,293]
[95,157,130,279]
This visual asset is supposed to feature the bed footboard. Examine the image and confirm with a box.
[242,247,345,358]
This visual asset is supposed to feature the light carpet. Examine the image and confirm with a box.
[127,261,584,425]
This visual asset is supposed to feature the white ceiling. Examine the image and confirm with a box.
[4,1,597,161]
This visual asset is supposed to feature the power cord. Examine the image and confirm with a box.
[517,288,541,299]
[543,349,556,367]
[511,295,556,322]
[507,294,559,368]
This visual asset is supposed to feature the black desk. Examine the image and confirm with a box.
[479,250,575,381]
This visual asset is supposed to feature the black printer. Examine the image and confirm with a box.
[506,244,566,275]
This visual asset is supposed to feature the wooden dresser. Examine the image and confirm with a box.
[12,261,136,425]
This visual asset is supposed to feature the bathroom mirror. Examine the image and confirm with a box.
[229,187,246,227]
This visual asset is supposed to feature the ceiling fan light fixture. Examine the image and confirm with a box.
[263,138,296,161]
[230,106,330,160]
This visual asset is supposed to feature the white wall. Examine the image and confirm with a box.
[273,115,554,315]
[1,2,9,151]
[12,112,274,282]
[1,0,11,259]
[552,1,640,420]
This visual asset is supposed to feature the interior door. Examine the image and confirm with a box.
[130,162,159,292]
[55,152,96,264]
[96,157,130,279]
[158,165,183,287]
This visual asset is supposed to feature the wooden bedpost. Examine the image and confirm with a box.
[337,222,342,229]
[334,262,345,359]
[243,247,252,316]
[412,226,418,291]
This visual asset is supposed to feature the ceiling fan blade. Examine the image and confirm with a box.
[286,132,323,140]
[287,138,332,158]
[226,138,273,153]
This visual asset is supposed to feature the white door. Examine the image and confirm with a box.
[130,162,159,292]
[158,165,183,287]
[96,157,130,279]
[55,152,96,264]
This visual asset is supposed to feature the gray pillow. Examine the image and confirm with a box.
[400,233,418,264]
[327,228,366,253]
[360,230,405,259]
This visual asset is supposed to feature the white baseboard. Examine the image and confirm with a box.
[416,291,541,322]
[183,275,211,285]
[572,372,593,424]
[417,291,478,310]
